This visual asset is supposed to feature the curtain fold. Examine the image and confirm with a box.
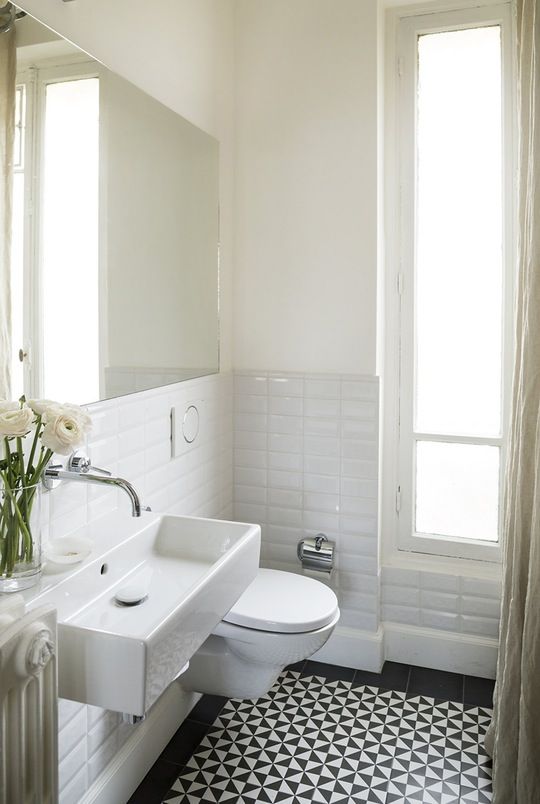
[0,23,15,400]
[485,1,540,801]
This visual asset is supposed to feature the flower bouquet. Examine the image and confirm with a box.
[0,397,91,592]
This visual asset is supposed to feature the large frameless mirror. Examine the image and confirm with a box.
[6,10,219,405]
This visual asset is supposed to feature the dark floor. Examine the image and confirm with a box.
[128,661,494,804]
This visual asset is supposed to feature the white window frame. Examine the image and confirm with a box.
[14,57,99,399]
[384,2,516,564]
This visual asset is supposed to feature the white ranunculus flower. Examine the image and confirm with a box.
[27,399,57,417]
[0,405,34,437]
[41,409,90,455]
[61,403,92,433]
[0,400,19,413]
[41,402,91,431]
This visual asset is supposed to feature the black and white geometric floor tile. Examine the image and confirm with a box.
[163,670,492,804]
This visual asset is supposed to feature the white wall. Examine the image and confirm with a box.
[233,0,379,374]
[17,0,236,373]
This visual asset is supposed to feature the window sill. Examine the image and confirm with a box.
[383,547,502,580]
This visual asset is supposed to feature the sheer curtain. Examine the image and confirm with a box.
[485,0,540,801]
[0,22,15,399]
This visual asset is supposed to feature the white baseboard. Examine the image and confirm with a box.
[311,625,384,672]
[310,622,498,679]
[80,683,201,804]
[384,622,498,679]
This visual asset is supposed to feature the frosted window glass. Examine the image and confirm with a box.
[415,26,503,437]
[415,441,499,541]
[42,78,99,403]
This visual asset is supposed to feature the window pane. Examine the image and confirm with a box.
[415,26,503,437]
[42,78,99,403]
[10,173,24,398]
[415,441,499,541]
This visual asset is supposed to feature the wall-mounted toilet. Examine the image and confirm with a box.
[180,568,340,699]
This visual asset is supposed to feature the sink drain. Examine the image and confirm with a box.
[116,596,147,607]
[114,584,148,606]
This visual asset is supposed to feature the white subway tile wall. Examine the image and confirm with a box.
[233,372,380,633]
[381,566,502,639]
[233,370,502,645]
[52,373,233,804]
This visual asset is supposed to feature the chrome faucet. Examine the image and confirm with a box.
[44,454,144,517]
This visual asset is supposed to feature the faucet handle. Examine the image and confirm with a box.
[89,465,112,477]
[68,453,112,477]
[68,454,91,473]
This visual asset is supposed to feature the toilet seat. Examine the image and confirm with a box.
[222,568,339,634]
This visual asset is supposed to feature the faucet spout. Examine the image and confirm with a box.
[114,478,141,517]
[44,460,143,517]
[84,474,142,517]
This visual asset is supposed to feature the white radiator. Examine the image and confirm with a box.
[0,594,58,804]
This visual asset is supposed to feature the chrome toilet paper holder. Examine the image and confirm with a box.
[297,533,335,573]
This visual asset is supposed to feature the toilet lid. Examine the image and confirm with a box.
[223,569,339,634]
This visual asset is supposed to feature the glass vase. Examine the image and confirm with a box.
[0,482,42,592]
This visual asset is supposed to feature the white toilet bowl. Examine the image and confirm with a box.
[180,569,340,699]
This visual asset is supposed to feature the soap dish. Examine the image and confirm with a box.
[45,536,93,566]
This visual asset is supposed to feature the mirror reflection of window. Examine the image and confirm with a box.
[10,84,25,396]
[10,71,99,403]
[12,32,219,405]
[42,77,99,402]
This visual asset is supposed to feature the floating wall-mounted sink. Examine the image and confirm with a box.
[30,512,260,716]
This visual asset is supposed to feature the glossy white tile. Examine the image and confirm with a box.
[269,396,304,416]
[304,379,340,398]
[268,376,304,396]
[303,473,340,494]
[304,398,340,418]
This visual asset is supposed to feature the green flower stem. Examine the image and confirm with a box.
[1,474,33,561]
[32,447,53,484]
[27,415,43,480]
[16,435,28,525]
[4,438,12,487]
[0,491,9,575]
[0,440,51,577]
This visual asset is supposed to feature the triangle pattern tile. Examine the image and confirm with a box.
[162,670,493,803]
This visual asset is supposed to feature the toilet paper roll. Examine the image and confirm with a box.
[297,534,335,574]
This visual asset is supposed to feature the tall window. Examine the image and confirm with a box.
[11,62,99,402]
[394,4,514,561]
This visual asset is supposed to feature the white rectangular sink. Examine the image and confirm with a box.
[29,512,260,716]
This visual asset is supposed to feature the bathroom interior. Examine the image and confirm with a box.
[0,0,537,802]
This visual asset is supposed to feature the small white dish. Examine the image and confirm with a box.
[45,536,93,566]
